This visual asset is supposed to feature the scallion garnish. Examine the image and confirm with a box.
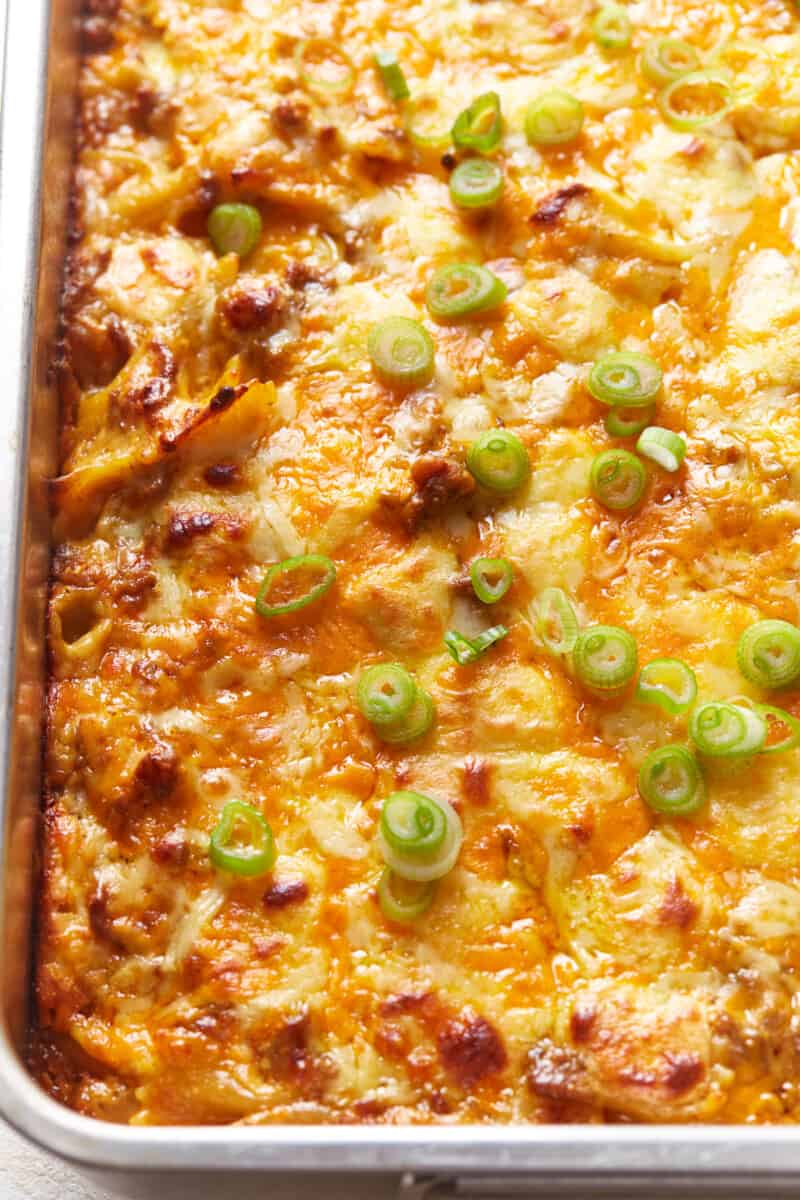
[255,554,336,618]
[378,687,436,744]
[573,625,638,692]
[588,351,663,407]
[636,658,697,715]
[294,38,354,95]
[536,587,579,655]
[209,800,276,877]
[638,745,705,815]
[640,37,700,86]
[368,317,435,388]
[466,429,530,493]
[207,204,262,259]
[373,48,410,101]
[593,4,632,51]
[658,69,734,132]
[524,89,584,147]
[378,791,463,882]
[444,625,508,665]
[451,91,503,154]
[636,426,686,472]
[356,664,417,727]
[755,702,800,754]
[449,158,504,210]
[425,263,507,320]
[689,701,767,757]
[404,93,452,148]
[377,868,437,922]
[604,404,655,438]
[736,619,800,689]
[470,557,514,604]
[590,449,647,511]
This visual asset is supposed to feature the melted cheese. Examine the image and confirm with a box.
[33,0,800,1130]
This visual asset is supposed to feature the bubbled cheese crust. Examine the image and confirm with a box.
[31,0,800,1126]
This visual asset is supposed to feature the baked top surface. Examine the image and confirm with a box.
[32,0,800,1125]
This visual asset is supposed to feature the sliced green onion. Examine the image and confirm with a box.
[207,204,262,259]
[588,351,663,407]
[736,619,800,689]
[368,317,435,388]
[295,38,354,95]
[381,790,447,858]
[444,625,508,665]
[689,701,766,757]
[404,93,453,149]
[755,703,800,755]
[637,658,698,715]
[593,4,632,51]
[470,557,514,604]
[536,587,579,655]
[604,403,655,438]
[255,554,336,618]
[378,792,463,882]
[658,69,734,132]
[466,429,530,493]
[451,91,503,154]
[524,90,584,147]
[377,868,437,922]
[590,449,647,511]
[640,37,700,86]
[357,663,417,727]
[373,48,410,101]
[638,745,705,816]
[636,426,686,472]
[425,264,507,320]
[449,158,504,210]
[573,625,638,691]
[209,800,276,877]
[378,687,436,744]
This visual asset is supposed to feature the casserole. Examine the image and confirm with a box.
[6,0,800,1191]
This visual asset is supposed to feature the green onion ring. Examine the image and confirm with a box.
[736,619,800,689]
[638,745,705,815]
[536,587,579,655]
[658,69,735,132]
[356,663,417,727]
[255,554,336,618]
[636,658,698,715]
[604,404,655,438]
[368,316,435,388]
[640,37,700,86]
[689,700,766,757]
[377,868,437,922]
[451,91,503,154]
[207,204,262,259]
[593,4,633,52]
[590,449,647,511]
[404,93,453,149]
[377,687,436,744]
[588,351,663,407]
[636,426,687,472]
[426,263,507,320]
[449,158,504,210]
[470,557,514,604]
[466,429,530,493]
[573,624,638,691]
[380,790,447,858]
[378,792,463,882]
[524,89,584,147]
[294,38,354,95]
[209,800,276,877]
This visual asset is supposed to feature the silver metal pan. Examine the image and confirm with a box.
[2,0,800,1192]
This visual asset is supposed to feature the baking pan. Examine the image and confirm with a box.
[3,0,800,1192]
